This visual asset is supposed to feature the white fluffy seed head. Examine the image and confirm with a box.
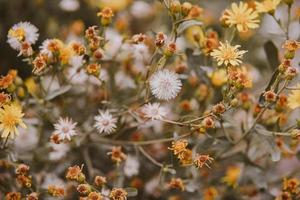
[149,69,182,101]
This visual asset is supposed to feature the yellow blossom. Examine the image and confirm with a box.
[210,69,228,87]
[210,41,247,66]
[203,187,218,200]
[222,166,241,188]
[287,84,300,109]
[223,2,260,32]
[255,0,281,14]
[0,103,26,139]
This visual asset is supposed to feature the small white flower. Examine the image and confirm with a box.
[53,117,77,141]
[130,1,153,19]
[7,22,39,50]
[40,39,53,57]
[150,69,182,100]
[124,155,140,177]
[141,103,167,120]
[94,110,117,134]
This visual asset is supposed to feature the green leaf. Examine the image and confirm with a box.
[177,20,202,35]
[124,187,138,197]
[45,85,72,101]
[264,41,279,70]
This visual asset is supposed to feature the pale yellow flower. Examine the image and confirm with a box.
[222,166,241,188]
[223,2,260,32]
[210,41,247,66]
[287,84,300,109]
[0,103,26,139]
[255,0,281,13]
[210,69,227,87]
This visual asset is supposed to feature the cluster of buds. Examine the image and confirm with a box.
[97,7,114,26]
[0,92,11,106]
[275,94,288,112]
[238,92,252,110]
[107,146,127,165]
[282,40,300,60]
[276,177,300,200]
[227,66,252,90]
[169,139,192,165]
[202,31,219,55]
[85,26,103,51]
[170,1,201,17]
[66,165,86,182]
[86,63,101,77]
[278,58,298,80]
[109,188,128,200]
[32,54,47,75]
[15,164,32,188]
[212,102,226,115]
[0,70,17,91]
[168,178,185,191]
[5,192,21,200]
[48,185,65,197]
[169,139,214,168]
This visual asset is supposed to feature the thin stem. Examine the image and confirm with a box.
[90,132,193,146]
[138,146,164,168]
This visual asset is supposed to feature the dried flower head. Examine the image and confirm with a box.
[169,139,189,155]
[168,178,185,191]
[109,188,128,200]
[94,176,107,187]
[108,146,127,164]
[48,185,65,197]
[66,165,85,182]
[194,154,214,169]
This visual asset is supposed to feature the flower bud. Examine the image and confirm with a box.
[181,2,192,16]
[164,42,177,56]
[263,90,277,103]
[230,98,239,107]
[170,1,181,14]
[77,184,91,195]
[283,0,294,6]
[285,67,298,80]
[284,50,295,59]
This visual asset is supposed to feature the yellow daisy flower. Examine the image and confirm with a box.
[255,0,281,14]
[223,2,260,32]
[210,41,247,66]
[287,84,300,109]
[0,103,26,139]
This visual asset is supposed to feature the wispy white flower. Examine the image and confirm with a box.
[7,22,39,50]
[94,110,117,134]
[53,117,77,141]
[59,0,79,12]
[150,69,182,101]
[124,155,140,177]
[40,39,63,58]
[142,103,167,120]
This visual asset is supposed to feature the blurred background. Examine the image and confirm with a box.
[0,0,299,77]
